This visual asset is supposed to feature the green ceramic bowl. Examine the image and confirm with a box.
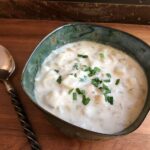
[21,23,150,140]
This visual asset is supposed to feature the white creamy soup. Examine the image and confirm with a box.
[34,41,147,134]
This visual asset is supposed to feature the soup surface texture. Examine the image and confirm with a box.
[34,41,147,134]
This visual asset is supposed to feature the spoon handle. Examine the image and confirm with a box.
[4,81,41,150]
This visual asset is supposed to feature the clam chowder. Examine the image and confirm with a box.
[34,41,147,134]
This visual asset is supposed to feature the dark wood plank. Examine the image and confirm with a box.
[0,19,150,150]
[0,0,150,24]
[55,0,150,5]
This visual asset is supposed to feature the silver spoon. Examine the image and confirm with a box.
[0,45,41,150]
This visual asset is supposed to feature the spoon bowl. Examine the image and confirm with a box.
[0,45,15,80]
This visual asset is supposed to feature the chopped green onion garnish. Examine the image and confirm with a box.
[105,96,113,105]
[99,53,105,59]
[87,67,101,77]
[73,92,77,100]
[91,78,102,87]
[82,95,90,105]
[103,89,111,95]
[81,65,88,70]
[83,66,90,71]
[54,69,59,73]
[101,83,113,105]
[99,87,103,90]
[102,83,109,91]
[102,84,111,94]
[74,73,77,77]
[56,75,62,84]
[73,63,79,70]
[103,79,111,82]
[106,73,111,78]
[93,67,101,73]
[80,75,87,82]
[77,54,88,58]
[76,88,85,95]
[85,67,91,72]
[115,79,120,85]
[68,88,74,94]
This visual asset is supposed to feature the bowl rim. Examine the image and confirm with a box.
[21,22,150,137]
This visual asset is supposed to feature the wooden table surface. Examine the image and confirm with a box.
[0,19,150,150]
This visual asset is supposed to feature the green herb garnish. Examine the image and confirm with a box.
[73,92,77,100]
[74,73,77,77]
[73,63,79,70]
[68,88,74,94]
[93,67,101,73]
[75,88,90,105]
[102,83,109,91]
[105,96,113,105]
[82,95,90,105]
[99,53,105,59]
[54,69,59,73]
[101,83,113,104]
[102,84,111,94]
[81,65,88,70]
[103,89,111,95]
[76,88,85,95]
[84,66,91,72]
[80,75,87,82]
[115,79,120,85]
[56,75,62,84]
[106,73,111,78]
[103,79,111,82]
[86,66,101,77]
[91,78,102,87]
[99,87,103,90]
[77,54,88,58]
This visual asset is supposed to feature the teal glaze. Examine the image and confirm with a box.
[21,23,150,139]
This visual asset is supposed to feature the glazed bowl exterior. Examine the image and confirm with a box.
[21,23,150,140]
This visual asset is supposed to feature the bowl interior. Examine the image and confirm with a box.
[22,23,150,135]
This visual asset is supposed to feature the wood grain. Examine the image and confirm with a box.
[0,0,150,24]
[0,19,150,150]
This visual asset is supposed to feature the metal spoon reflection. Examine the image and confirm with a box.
[0,45,41,150]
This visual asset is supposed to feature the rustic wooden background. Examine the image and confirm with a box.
[0,19,150,150]
[0,0,150,150]
[0,0,150,24]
